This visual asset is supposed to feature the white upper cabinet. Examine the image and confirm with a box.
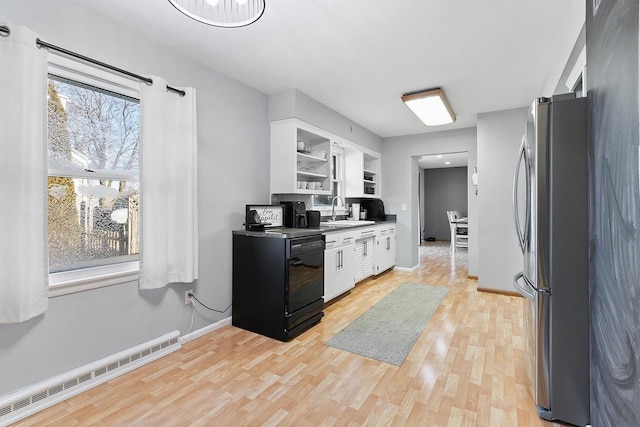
[345,148,381,198]
[270,119,332,195]
[270,118,382,197]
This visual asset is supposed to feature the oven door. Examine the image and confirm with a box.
[286,237,324,313]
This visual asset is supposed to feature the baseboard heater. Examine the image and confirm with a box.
[0,331,181,426]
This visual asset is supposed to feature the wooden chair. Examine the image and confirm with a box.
[446,211,468,253]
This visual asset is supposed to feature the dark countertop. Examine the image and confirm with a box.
[232,227,324,239]
[233,216,396,238]
[318,217,397,233]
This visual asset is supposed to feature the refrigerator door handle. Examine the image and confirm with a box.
[512,137,527,252]
[522,137,531,252]
[513,272,534,299]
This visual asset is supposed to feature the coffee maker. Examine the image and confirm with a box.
[281,201,307,228]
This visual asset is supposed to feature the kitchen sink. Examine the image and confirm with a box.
[320,220,376,227]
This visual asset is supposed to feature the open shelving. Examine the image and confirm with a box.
[270,119,332,195]
[346,150,381,198]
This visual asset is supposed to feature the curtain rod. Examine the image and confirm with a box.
[0,25,185,97]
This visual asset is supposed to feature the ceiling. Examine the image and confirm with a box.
[419,153,468,170]
[70,0,585,139]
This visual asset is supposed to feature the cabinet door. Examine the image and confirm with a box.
[375,235,385,274]
[338,244,355,295]
[345,149,364,197]
[324,246,341,301]
[375,227,386,274]
[388,228,396,268]
[375,228,396,274]
[355,237,375,282]
[362,238,375,277]
[354,240,364,281]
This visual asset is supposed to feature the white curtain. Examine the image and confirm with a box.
[0,24,49,323]
[139,77,198,289]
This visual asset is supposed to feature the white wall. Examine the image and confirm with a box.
[422,167,468,241]
[269,89,383,153]
[382,128,478,273]
[418,168,425,240]
[476,107,528,292]
[467,132,479,275]
[0,0,270,395]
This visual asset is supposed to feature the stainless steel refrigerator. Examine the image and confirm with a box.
[512,93,590,426]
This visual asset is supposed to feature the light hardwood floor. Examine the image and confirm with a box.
[15,242,556,426]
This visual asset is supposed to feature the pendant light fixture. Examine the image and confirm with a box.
[401,88,456,126]
[168,0,266,28]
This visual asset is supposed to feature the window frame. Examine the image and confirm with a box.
[311,144,347,214]
[46,55,141,297]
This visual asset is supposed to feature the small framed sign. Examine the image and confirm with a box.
[245,205,283,228]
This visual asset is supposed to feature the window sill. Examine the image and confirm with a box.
[49,261,139,298]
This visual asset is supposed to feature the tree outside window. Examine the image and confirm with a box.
[47,77,140,273]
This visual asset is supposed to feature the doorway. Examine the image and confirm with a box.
[418,152,468,250]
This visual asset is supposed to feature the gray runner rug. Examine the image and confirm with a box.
[326,282,449,366]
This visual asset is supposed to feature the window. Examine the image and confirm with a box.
[46,56,140,295]
[312,146,345,211]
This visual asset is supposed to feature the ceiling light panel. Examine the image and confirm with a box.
[401,88,456,126]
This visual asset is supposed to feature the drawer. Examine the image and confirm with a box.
[357,227,377,240]
[339,230,357,246]
[378,225,396,236]
[324,233,341,249]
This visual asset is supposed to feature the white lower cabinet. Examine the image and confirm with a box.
[354,236,375,282]
[324,232,355,302]
[324,224,396,299]
[375,225,396,274]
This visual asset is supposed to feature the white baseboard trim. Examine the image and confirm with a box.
[393,264,419,272]
[0,331,181,426]
[179,316,232,344]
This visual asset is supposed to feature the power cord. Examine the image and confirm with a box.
[179,303,196,334]
[188,292,232,314]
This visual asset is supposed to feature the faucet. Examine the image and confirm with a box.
[331,196,344,222]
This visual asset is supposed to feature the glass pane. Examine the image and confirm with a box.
[313,181,343,208]
[48,177,139,273]
[313,195,333,207]
[47,76,139,175]
[47,76,140,273]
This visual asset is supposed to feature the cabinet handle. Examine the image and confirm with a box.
[336,251,340,270]
[363,241,367,257]
[339,249,343,268]
[387,237,390,250]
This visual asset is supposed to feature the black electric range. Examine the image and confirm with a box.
[232,227,325,341]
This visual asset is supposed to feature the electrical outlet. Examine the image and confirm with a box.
[185,290,193,305]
